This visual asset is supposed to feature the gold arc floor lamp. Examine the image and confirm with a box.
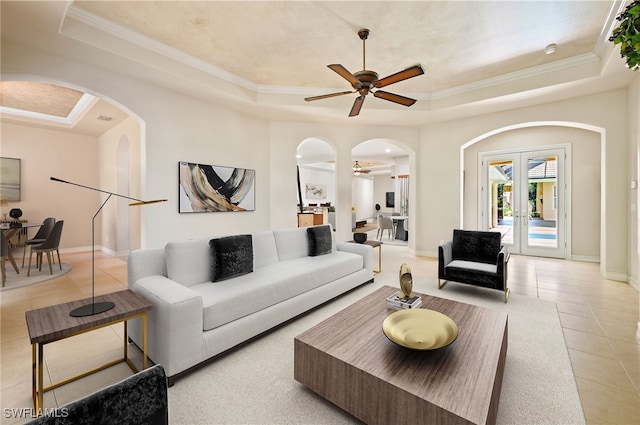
[50,177,166,317]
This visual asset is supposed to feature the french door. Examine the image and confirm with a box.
[479,147,569,258]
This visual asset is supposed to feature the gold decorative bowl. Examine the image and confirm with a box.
[382,309,458,350]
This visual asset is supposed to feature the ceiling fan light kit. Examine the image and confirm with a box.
[352,161,362,176]
[305,28,425,116]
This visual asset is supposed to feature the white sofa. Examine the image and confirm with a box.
[127,225,373,384]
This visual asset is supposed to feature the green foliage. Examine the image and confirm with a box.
[609,1,640,71]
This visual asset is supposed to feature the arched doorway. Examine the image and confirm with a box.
[351,139,412,245]
[461,122,603,261]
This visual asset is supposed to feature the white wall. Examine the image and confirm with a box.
[628,75,639,292]
[351,176,374,220]
[98,117,142,254]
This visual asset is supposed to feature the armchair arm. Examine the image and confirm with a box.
[337,242,373,273]
[497,246,509,286]
[130,275,204,378]
[438,240,453,278]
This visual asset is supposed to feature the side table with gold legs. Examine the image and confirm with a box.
[25,290,152,410]
[348,239,382,273]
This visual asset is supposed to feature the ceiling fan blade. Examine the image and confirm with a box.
[349,95,366,117]
[304,91,354,102]
[373,90,417,107]
[328,64,362,88]
[373,64,424,88]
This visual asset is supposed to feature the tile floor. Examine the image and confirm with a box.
[1,245,638,425]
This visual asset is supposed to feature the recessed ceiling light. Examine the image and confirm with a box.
[544,43,557,55]
[385,148,391,153]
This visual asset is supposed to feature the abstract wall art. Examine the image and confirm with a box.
[179,161,255,213]
[305,183,326,200]
[0,157,21,202]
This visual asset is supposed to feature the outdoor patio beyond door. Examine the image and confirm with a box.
[481,147,568,259]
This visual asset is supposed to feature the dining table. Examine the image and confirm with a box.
[1,222,43,274]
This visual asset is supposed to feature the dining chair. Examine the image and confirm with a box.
[1,231,8,287]
[27,220,64,276]
[376,216,394,240]
[22,217,55,267]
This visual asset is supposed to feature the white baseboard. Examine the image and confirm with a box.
[629,276,639,292]
[58,245,128,258]
[602,270,629,283]
[570,255,599,263]
[59,246,93,254]
[415,250,438,259]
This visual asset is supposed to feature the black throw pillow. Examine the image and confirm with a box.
[209,235,253,282]
[307,225,332,256]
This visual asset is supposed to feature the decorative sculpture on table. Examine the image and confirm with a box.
[398,263,414,299]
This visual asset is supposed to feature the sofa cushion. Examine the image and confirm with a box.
[445,260,500,289]
[210,235,253,282]
[165,238,210,286]
[452,229,501,264]
[307,225,332,256]
[273,227,310,261]
[191,250,363,331]
[252,230,278,270]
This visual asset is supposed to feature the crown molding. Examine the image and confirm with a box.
[431,53,601,100]
[0,93,96,126]
[65,5,257,91]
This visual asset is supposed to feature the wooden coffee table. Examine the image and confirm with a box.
[25,290,152,410]
[294,286,508,425]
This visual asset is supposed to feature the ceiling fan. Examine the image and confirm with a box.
[352,161,371,176]
[305,28,425,117]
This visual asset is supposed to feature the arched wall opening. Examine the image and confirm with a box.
[351,138,415,249]
[461,121,605,266]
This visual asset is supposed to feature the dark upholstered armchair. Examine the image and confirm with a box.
[438,229,510,302]
[26,365,168,425]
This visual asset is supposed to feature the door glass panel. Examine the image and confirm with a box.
[526,156,557,248]
[488,160,513,245]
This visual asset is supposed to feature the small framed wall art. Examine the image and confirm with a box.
[179,161,255,213]
[305,183,326,199]
[0,157,21,201]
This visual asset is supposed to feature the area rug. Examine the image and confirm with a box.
[167,278,585,425]
[1,262,72,291]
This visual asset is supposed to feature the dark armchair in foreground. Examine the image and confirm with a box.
[26,365,168,425]
[438,229,510,302]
